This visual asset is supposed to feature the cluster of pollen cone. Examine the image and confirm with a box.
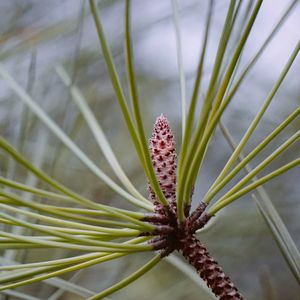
[144,115,244,300]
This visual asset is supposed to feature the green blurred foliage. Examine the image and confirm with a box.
[0,1,299,299]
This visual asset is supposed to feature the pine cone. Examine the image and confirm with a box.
[147,115,244,300]
[179,233,244,300]
[148,114,177,215]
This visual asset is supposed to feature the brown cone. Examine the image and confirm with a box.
[179,234,244,300]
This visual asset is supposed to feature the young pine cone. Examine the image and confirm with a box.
[147,114,244,300]
[148,114,177,215]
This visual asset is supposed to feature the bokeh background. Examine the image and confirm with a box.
[0,1,300,299]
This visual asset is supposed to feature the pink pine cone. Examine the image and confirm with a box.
[148,114,177,213]
[146,115,244,300]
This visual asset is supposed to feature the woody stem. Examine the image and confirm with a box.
[179,234,244,300]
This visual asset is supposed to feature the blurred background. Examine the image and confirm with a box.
[0,0,300,299]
